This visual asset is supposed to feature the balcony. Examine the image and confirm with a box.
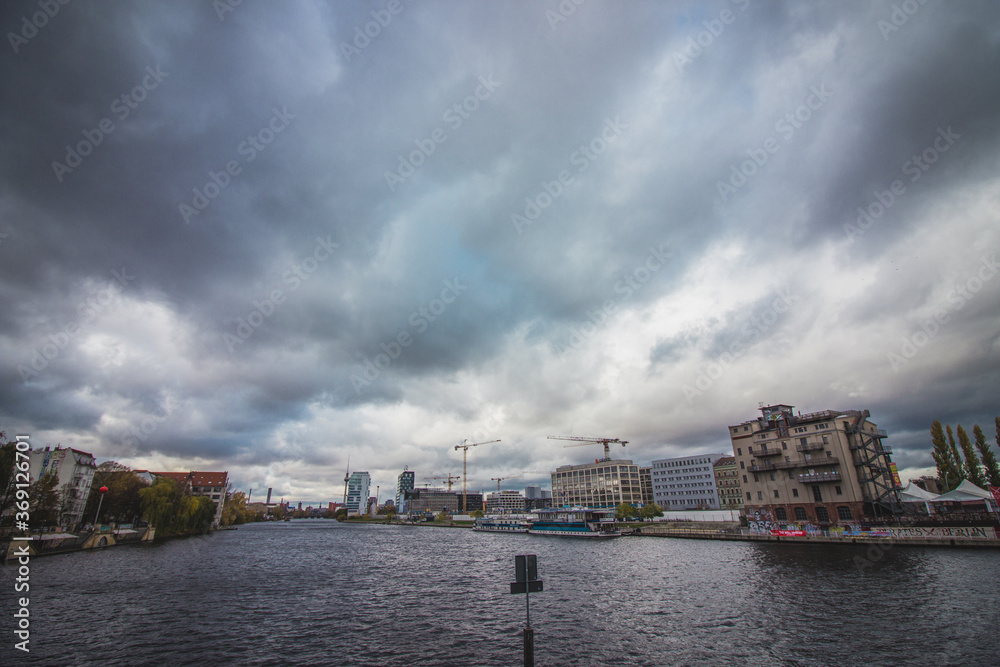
[750,457,840,472]
[798,471,842,483]
[752,447,784,458]
[795,442,825,452]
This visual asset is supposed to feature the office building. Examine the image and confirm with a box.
[395,470,415,512]
[551,459,644,509]
[346,471,371,515]
[730,404,899,525]
[713,456,743,511]
[650,453,728,510]
[639,466,654,506]
[485,490,525,513]
[524,485,553,510]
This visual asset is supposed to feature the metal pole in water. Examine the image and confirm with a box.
[524,586,533,667]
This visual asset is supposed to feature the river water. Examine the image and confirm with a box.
[2,521,998,666]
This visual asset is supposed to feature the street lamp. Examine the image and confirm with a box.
[92,485,108,528]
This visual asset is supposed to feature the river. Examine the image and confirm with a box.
[2,521,998,666]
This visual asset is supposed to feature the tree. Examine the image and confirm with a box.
[0,435,18,521]
[140,477,182,533]
[976,423,1000,487]
[615,503,639,521]
[931,421,963,492]
[28,472,61,528]
[271,504,286,520]
[471,509,484,518]
[334,507,348,521]
[957,425,986,488]
[435,510,449,522]
[83,462,148,525]
[220,491,254,526]
[946,425,964,482]
[640,503,664,521]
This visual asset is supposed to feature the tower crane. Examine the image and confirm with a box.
[490,474,522,493]
[547,435,628,462]
[454,439,501,512]
[428,473,461,492]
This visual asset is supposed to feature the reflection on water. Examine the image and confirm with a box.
[1,521,998,666]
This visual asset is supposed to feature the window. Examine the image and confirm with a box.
[782,442,787,450]
[822,435,829,444]
[740,461,745,469]
[743,475,748,483]
[800,437,807,446]
[757,491,763,500]
[792,488,799,498]
[826,451,833,458]
[812,486,822,502]
[746,492,751,500]
[788,471,794,479]
[815,506,829,522]
[773,490,780,498]
[769,472,775,481]
[794,507,807,521]
[775,508,787,520]
[737,448,742,455]
[835,486,842,495]
[838,506,852,521]
[753,473,759,482]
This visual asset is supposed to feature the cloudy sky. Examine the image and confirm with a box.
[2,0,999,505]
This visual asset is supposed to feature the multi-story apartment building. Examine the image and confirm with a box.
[551,459,644,509]
[713,456,743,511]
[395,469,415,513]
[639,466,654,506]
[730,404,899,525]
[345,471,371,516]
[650,454,728,510]
[28,446,97,526]
[485,490,525,513]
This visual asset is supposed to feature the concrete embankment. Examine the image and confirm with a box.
[630,526,1000,548]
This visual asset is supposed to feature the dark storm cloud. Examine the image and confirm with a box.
[2,0,999,501]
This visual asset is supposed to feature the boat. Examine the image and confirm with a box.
[527,508,622,538]
[473,516,531,533]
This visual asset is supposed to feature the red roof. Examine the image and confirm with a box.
[191,471,228,487]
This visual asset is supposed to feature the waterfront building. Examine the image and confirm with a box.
[639,466,654,506]
[524,486,553,510]
[551,459,644,509]
[485,490,525,513]
[461,492,484,512]
[28,446,97,527]
[151,471,229,526]
[345,471,371,515]
[713,456,744,511]
[404,488,459,514]
[650,453,728,510]
[395,469,415,512]
[730,404,899,525]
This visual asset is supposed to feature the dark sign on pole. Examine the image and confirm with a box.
[510,580,543,594]
[514,554,537,583]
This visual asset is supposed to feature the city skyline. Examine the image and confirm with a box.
[3,1,999,505]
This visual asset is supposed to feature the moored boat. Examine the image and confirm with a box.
[527,508,621,537]
[473,516,531,533]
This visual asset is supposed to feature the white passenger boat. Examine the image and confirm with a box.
[527,508,621,538]
[473,516,531,533]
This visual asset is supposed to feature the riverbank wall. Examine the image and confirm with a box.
[630,525,1000,548]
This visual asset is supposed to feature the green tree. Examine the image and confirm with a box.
[957,425,986,488]
[946,425,964,483]
[435,510,449,522]
[0,435,19,521]
[334,507,348,521]
[175,495,215,533]
[271,504,286,520]
[139,477,182,533]
[83,462,148,524]
[931,421,963,491]
[640,503,664,521]
[976,423,1000,487]
[28,472,61,528]
[615,503,639,521]
[471,509,484,518]
[220,491,254,526]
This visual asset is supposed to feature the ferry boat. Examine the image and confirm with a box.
[473,516,531,533]
[527,508,621,538]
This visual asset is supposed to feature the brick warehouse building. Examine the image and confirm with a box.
[730,404,900,526]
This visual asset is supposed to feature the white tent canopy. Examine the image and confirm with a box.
[900,482,940,502]
[931,479,994,503]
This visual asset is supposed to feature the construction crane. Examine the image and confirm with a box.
[429,473,461,492]
[454,439,501,512]
[490,475,522,493]
[547,435,628,462]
